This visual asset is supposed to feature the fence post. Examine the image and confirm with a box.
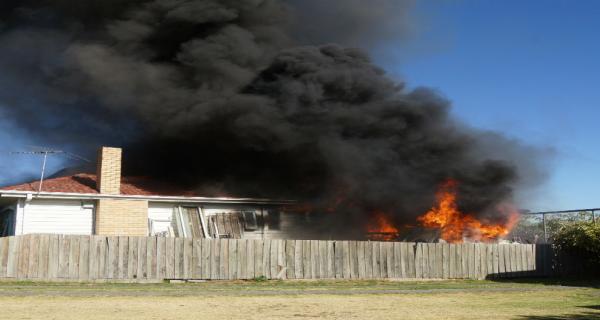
[542,213,548,243]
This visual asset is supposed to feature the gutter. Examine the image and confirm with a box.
[0,190,295,205]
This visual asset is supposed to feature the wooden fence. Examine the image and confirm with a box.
[0,235,558,282]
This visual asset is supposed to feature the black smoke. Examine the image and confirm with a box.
[0,0,546,236]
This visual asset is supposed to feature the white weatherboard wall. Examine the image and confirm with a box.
[147,203,259,236]
[148,202,174,235]
[146,203,322,239]
[16,199,94,235]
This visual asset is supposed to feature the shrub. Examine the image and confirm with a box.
[552,221,600,268]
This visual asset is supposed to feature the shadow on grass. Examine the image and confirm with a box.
[485,275,600,289]
[515,305,600,319]
[515,313,600,320]
[584,305,600,310]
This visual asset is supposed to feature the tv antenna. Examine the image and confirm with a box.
[5,146,90,193]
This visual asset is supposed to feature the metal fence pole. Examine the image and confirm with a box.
[542,213,548,243]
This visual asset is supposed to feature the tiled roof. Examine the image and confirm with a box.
[0,174,200,197]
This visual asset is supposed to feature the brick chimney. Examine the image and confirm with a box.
[96,147,122,194]
[94,146,148,236]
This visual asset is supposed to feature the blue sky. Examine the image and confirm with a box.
[0,114,66,185]
[372,0,600,211]
[1,1,598,211]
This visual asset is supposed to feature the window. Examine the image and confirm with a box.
[0,208,15,237]
[208,212,245,238]
[242,211,258,230]
[268,210,281,231]
[171,206,205,238]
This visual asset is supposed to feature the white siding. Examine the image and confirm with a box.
[241,211,324,240]
[17,199,93,235]
[147,203,322,240]
[14,199,24,235]
[202,206,321,240]
[148,202,174,235]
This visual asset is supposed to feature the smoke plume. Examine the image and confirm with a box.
[0,0,545,236]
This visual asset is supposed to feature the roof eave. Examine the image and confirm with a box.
[0,190,295,205]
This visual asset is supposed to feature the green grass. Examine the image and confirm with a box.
[0,277,597,293]
[0,279,597,319]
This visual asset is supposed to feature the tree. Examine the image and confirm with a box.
[552,221,600,270]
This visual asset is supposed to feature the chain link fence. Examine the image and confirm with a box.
[508,209,598,244]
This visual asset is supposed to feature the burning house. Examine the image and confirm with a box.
[0,146,520,242]
[0,147,311,239]
[0,1,545,243]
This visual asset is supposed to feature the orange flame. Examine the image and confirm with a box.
[367,212,400,241]
[417,179,519,243]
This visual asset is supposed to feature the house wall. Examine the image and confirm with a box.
[15,199,93,235]
[8,199,327,239]
[148,203,263,238]
[238,210,330,240]
[246,211,327,240]
[148,202,173,235]
[147,202,325,239]
[14,199,24,234]
[95,199,148,236]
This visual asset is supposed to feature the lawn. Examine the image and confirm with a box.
[0,279,598,319]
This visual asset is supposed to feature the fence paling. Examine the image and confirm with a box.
[0,235,562,281]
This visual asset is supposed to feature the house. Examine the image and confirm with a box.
[0,147,320,239]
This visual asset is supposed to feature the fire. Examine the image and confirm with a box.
[367,212,400,241]
[417,179,519,243]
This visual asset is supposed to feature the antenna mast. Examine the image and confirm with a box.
[6,147,90,193]
[39,150,48,193]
